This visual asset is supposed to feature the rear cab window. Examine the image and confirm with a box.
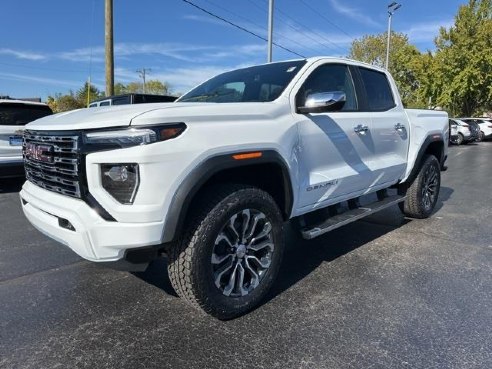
[358,68,396,111]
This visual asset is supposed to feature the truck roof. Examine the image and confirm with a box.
[0,98,49,107]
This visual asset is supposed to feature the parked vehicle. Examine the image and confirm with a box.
[0,99,52,178]
[457,119,481,142]
[20,57,448,319]
[449,118,476,145]
[460,118,492,141]
[449,120,459,144]
[88,93,177,108]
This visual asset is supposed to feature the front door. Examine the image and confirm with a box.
[295,63,378,209]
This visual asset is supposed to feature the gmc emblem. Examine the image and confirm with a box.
[25,143,54,163]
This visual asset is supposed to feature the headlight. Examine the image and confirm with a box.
[84,123,186,149]
[101,164,139,204]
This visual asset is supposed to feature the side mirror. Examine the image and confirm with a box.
[298,91,346,114]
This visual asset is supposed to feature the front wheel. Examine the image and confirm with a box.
[399,155,441,219]
[168,184,284,320]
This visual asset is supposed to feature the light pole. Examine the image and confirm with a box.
[267,0,274,62]
[137,68,151,93]
[385,2,401,70]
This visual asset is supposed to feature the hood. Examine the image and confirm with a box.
[27,101,289,131]
[26,103,176,131]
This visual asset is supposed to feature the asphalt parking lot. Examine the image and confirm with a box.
[1,143,491,369]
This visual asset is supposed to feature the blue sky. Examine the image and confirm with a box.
[0,0,463,99]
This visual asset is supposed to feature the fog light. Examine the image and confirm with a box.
[101,164,139,204]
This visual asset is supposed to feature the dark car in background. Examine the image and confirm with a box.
[88,93,177,108]
[455,118,481,143]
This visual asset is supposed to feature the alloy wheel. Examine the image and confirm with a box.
[211,209,274,297]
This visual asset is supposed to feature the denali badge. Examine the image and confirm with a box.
[25,143,54,163]
[307,179,338,192]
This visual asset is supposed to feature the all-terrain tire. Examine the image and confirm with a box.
[167,184,284,320]
[399,155,441,219]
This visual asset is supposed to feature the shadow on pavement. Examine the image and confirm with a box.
[134,211,413,309]
[434,186,453,213]
[0,177,25,194]
[132,186,455,314]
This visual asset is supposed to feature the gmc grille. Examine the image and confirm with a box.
[23,131,81,198]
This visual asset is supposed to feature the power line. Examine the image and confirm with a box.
[274,6,347,53]
[298,0,356,41]
[246,0,346,54]
[178,0,305,58]
[201,0,320,55]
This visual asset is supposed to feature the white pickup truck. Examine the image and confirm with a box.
[20,57,448,319]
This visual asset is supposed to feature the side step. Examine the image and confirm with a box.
[301,195,405,240]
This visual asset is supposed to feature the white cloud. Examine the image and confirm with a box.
[403,20,454,45]
[328,0,380,28]
[115,65,230,94]
[0,72,81,88]
[0,48,47,61]
[59,43,215,63]
[182,14,225,27]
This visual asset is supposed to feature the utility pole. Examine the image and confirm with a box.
[137,68,151,93]
[105,0,114,96]
[267,0,274,63]
[385,2,401,70]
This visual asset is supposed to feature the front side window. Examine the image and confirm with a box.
[296,64,357,111]
[359,68,395,111]
[178,60,307,103]
[99,101,111,106]
[0,103,52,126]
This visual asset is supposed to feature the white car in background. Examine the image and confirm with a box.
[449,118,474,145]
[0,99,52,178]
[461,118,492,141]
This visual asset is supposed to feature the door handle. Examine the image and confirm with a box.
[354,124,369,134]
[395,123,406,132]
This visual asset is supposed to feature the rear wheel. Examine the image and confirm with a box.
[399,155,441,219]
[456,133,465,145]
[168,184,284,320]
[456,133,464,145]
[479,131,485,141]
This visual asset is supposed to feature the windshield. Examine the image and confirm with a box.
[178,60,307,103]
[0,103,52,126]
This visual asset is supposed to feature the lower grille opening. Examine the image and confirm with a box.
[58,218,76,231]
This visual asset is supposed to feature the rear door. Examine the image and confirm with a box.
[356,67,409,186]
[0,103,52,161]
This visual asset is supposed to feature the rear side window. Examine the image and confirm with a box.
[0,103,52,126]
[111,96,130,105]
[359,68,395,111]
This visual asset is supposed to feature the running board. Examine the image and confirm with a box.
[301,195,405,240]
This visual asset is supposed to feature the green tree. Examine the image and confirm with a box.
[432,0,492,116]
[349,32,426,107]
[49,92,84,112]
[76,82,103,106]
[113,79,170,95]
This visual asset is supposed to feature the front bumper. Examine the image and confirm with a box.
[20,181,164,262]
